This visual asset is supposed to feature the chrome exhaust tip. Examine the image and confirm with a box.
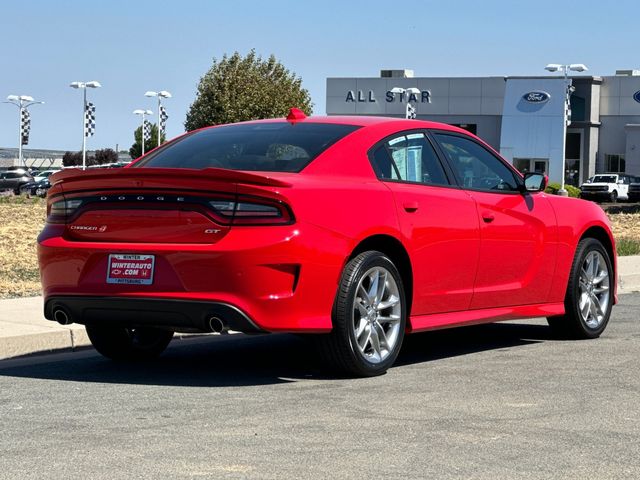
[53,308,72,325]
[208,316,228,334]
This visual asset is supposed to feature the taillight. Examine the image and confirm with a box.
[45,194,293,226]
[47,198,84,223]
[207,197,293,225]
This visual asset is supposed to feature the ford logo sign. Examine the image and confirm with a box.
[523,91,551,103]
[634,90,640,103]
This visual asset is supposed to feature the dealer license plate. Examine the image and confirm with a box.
[107,254,155,285]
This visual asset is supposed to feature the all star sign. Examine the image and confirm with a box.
[522,91,551,103]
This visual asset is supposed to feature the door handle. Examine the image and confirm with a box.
[481,211,495,223]
[403,201,419,212]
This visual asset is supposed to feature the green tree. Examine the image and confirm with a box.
[94,148,119,165]
[62,151,97,167]
[184,50,313,131]
[129,123,165,159]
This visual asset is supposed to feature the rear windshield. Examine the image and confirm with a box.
[135,122,361,172]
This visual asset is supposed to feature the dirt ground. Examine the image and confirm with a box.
[0,197,47,298]
[0,197,639,298]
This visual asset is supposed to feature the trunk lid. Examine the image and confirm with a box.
[48,168,293,244]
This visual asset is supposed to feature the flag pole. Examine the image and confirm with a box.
[82,87,87,170]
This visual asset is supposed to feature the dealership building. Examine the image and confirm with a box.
[326,69,640,186]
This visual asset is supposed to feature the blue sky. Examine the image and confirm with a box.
[0,0,636,151]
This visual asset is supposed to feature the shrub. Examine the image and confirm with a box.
[545,182,581,198]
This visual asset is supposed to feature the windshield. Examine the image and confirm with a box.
[135,122,361,172]
[592,175,617,183]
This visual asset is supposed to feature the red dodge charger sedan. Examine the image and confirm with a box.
[38,110,617,376]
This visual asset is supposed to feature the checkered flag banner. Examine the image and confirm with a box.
[84,102,96,137]
[143,119,151,142]
[565,85,572,127]
[21,109,31,146]
[159,105,168,136]
[406,103,417,120]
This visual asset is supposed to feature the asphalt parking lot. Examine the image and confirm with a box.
[1,294,638,479]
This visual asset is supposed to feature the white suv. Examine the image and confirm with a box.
[580,173,633,203]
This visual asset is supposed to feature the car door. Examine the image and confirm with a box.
[369,131,480,315]
[432,131,557,309]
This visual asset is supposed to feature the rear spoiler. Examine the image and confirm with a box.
[50,167,292,188]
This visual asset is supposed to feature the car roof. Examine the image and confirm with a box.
[222,114,469,134]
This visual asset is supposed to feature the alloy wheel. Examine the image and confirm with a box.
[352,266,402,364]
[578,250,611,329]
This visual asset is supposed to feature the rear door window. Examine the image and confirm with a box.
[370,133,450,186]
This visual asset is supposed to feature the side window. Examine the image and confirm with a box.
[433,133,520,192]
[370,133,449,186]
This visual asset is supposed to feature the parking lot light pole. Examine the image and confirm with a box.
[390,87,421,119]
[69,81,101,170]
[144,90,172,148]
[544,63,588,196]
[3,95,44,167]
[133,109,153,156]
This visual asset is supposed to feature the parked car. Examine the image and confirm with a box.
[580,173,634,202]
[628,176,640,203]
[0,169,34,194]
[33,170,59,183]
[19,178,51,197]
[38,112,617,376]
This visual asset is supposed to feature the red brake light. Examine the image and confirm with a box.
[208,197,293,225]
[47,198,84,224]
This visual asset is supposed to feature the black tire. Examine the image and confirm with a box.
[610,190,618,203]
[318,251,407,377]
[85,325,174,361]
[547,238,614,339]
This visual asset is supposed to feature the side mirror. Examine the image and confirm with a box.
[523,172,548,193]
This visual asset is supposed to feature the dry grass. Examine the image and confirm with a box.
[0,196,46,298]
[606,208,640,256]
[607,211,640,239]
[0,196,639,298]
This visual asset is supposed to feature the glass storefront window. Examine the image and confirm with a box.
[605,154,625,173]
[513,158,548,175]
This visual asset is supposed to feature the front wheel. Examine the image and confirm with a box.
[610,190,618,203]
[86,325,174,361]
[547,238,614,339]
[318,251,407,377]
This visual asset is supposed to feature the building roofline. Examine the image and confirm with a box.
[327,75,605,83]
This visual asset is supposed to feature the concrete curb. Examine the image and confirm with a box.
[0,297,91,360]
[618,255,640,294]
[1,255,639,360]
[0,328,90,360]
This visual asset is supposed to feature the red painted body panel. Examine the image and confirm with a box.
[408,302,565,332]
[543,196,617,304]
[39,116,617,333]
[382,182,480,314]
[468,191,558,308]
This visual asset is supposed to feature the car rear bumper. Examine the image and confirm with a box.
[38,222,350,333]
[44,296,264,333]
